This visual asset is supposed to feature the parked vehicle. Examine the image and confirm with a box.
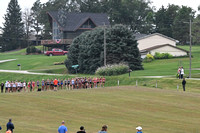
[44,48,68,56]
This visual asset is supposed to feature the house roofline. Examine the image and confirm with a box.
[74,17,97,31]
[140,44,189,53]
[47,11,64,31]
[137,33,177,42]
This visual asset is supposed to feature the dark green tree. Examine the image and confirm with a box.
[155,4,179,37]
[65,24,143,74]
[192,11,200,44]
[31,0,43,45]
[2,0,25,51]
[172,6,195,45]
[108,0,154,33]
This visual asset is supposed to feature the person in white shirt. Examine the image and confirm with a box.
[180,67,184,79]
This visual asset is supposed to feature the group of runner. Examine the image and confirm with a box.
[1,77,106,93]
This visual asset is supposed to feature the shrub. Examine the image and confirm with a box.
[95,63,129,76]
[154,52,173,59]
[26,46,41,54]
[143,54,154,62]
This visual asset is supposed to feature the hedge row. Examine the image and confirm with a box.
[95,63,129,76]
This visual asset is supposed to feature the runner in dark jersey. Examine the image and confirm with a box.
[41,79,45,91]
[50,79,54,90]
[57,79,60,89]
[60,79,63,89]
[64,78,67,89]
[67,78,71,90]
[46,79,50,90]
[37,80,40,90]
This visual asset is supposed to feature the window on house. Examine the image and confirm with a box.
[80,19,95,29]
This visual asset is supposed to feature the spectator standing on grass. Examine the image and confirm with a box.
[77,126,86,133]
[136,126,142,133]
[180,67,184,79]
[58,121,68,133]
[98,125,108,133]
[177,67,181,79]
[6,119,14,133]
[1,82,4,93]
[182,78,186,91]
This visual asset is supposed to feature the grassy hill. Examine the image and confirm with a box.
[0,46,67,74]
[1,45,200,92]
[1,45,200,77]
[0,86,199,133]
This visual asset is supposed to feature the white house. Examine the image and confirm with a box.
[134,33,188,58]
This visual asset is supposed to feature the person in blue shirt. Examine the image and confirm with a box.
[136,126,142,133]
[58,121,68,133]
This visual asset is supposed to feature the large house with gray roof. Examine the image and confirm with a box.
[41,11,110,51]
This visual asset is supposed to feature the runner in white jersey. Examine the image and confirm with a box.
[23,81,26,92]
[7,81,11,92]
[17,81,21,92]
[12,82,17,92]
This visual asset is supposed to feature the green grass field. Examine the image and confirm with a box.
[1,45,200,77]
[1,46,200,133]
[0,86,199,133]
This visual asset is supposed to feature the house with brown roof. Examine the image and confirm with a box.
[41,11,110,51]
[134,33,188,58]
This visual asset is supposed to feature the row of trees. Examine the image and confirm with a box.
[1,0,200,51]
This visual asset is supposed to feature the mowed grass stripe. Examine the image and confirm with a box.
[0,86,200,133]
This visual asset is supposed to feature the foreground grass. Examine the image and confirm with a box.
[0,86,199,133]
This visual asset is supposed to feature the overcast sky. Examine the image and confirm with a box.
[0,0,200,28]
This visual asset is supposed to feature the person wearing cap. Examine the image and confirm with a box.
[6,119,14,133]
[77,126,86,133]
[98,125,108,133]
[58,121,68,133]
[136,126,142,133]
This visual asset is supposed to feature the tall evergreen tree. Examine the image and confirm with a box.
[2,0,25,51]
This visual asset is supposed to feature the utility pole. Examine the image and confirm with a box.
[184,19,195,78]
[104,22,106,66]
[189,19,192,78]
